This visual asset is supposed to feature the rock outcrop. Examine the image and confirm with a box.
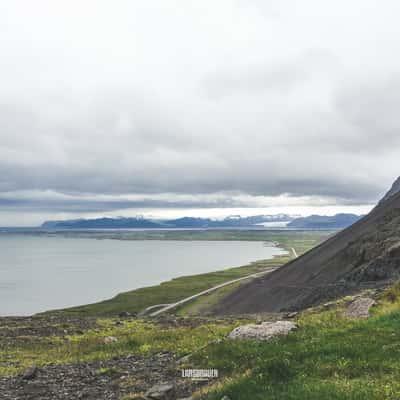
[380,176,400,203]
[228,321,297,341]
[22,365,37,380]
[343,297,376,318]
[145,383,175,400]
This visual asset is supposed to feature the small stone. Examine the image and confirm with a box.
[145,383,174,399]
[22,364,37,380]
[118,311,131,318]
[286,312,298,319]
[78,390,90,399]
[115,320,122,326]
[103,336,118,344]
[229,321,297,341]
[177,354,191,364]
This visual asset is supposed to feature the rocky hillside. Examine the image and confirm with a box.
[213,178,400,314]
[380,176,400,203]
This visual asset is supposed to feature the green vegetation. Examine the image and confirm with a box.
[126,229,331,257]
[175,230,331,316]
[176,280,244,316]
[44,257,288,317]
[54,229,332,250]
[193,290,400,400]
[43,230,329,317]
[2,230,398,398]
[0,319,236,376]
[3,285,400,400]
[96,366,120,376]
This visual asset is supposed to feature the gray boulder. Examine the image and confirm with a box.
[22,365,37,380]
[229,321,297,341]
[118,311,131,318]
[103,336,118,344]
[343,297,376,318]
[145,383,175,400]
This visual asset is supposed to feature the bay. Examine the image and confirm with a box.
[0,235,286,316]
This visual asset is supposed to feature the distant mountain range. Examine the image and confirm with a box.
[41,214,293,229]
[287,213,362,229]
[41,217,163,229]
[164,215,292,228]
[40,213,361,230]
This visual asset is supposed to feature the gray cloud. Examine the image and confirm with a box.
[202,49,338,98]
[0,0,399,224]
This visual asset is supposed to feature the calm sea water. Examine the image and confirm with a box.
[0,235,286,316]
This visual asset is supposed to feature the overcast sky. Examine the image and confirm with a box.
[1,0,399,226]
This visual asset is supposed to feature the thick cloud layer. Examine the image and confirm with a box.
[0,0,399,225]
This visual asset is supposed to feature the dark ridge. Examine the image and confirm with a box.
[40,215,294,229]
[212,188,400,314]
[380,176,400,204]
[41,217,163,229]
[287,213,361,229]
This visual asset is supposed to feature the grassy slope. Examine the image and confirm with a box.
[0,318,237,376]
[44,257,288,317]
[3,285,400,399]
[176,280,245,316]
[177,230,331,316]
[193,286,400,399]
[43,231,329,317]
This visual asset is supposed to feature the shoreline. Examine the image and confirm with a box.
[1,236,289,317]
[1,230,330,318]
[4,230,329,316]
[42,230,330,317]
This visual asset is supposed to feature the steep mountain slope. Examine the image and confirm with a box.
[380,176,400,203]
[213,184,400,314]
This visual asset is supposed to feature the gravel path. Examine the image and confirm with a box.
[146,267,278,317]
